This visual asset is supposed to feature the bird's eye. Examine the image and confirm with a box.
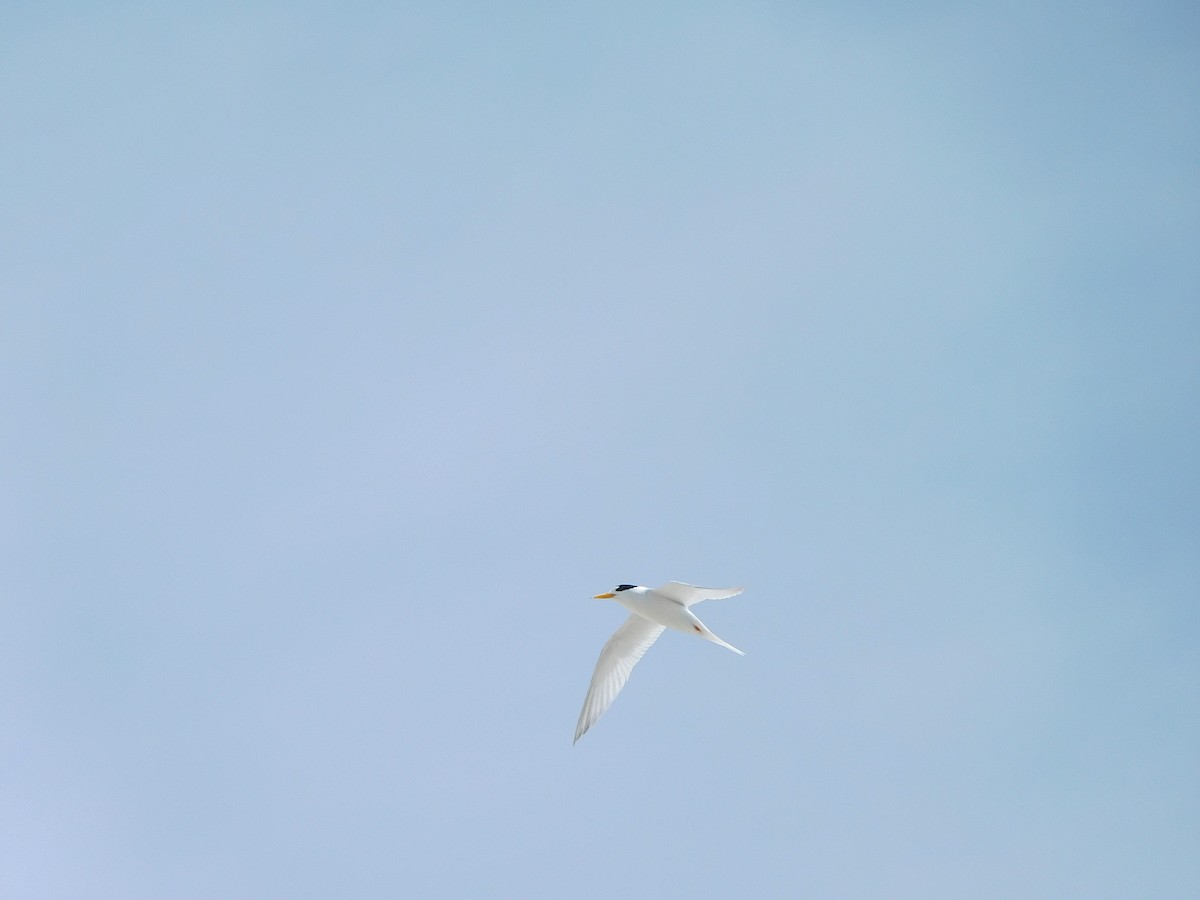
[615,584,636,592]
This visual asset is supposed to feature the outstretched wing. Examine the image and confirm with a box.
[574,614,665,744]
[652,582,744,607]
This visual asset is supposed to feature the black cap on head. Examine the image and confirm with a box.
[615,584,636,592]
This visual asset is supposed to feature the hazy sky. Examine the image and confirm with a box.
[3,3,1197,898]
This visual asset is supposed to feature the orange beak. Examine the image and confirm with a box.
[593,592,615,599]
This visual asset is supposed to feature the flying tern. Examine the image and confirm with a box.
[574,582,744,743]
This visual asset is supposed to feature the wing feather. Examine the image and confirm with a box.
[652,581,744,607]
[574,614,665,743]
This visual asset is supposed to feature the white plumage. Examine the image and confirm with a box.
[574,582,745,743]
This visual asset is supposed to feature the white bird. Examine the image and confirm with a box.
[574,582,745,744]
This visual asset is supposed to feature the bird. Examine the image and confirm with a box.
[574,582,744,743]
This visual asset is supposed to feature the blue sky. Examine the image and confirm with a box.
[3,3,1197,897]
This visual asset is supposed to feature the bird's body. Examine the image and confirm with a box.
[609,586,745,654]
[574,582,744,744]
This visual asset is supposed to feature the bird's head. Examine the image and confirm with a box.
[593,584,639,599]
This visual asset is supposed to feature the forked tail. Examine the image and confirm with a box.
[701,627,745,656]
